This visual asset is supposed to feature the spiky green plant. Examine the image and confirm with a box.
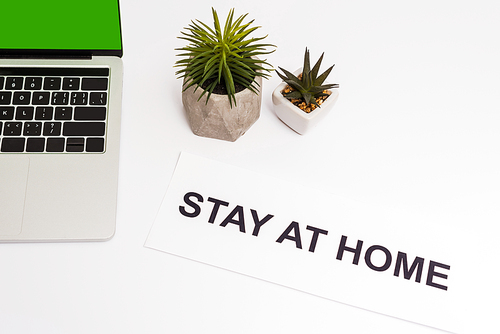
[276,48,339,107]
[175,8,275,108]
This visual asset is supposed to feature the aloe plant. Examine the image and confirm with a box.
[276,48,339,107]
[175,8,275,108]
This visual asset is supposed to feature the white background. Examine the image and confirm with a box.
[1,0,499,333]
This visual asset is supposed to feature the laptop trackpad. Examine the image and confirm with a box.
[0,157,30,236]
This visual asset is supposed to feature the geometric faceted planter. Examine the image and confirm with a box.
[182,75,263,142]
[272,68,339,135]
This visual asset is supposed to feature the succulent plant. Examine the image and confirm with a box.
[276,48,339,107]
[175,8,275,108]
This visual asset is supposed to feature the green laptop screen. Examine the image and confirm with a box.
[1,0,122,55]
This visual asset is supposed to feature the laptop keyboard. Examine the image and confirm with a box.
[0,67,109,153]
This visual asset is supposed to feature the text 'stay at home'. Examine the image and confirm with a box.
[180,191,451,291]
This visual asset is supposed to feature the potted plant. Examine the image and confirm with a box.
[272,48,339,134]
[175,8,275,141]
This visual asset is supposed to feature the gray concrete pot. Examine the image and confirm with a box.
[182,75,263,142]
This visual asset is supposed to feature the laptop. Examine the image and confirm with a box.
[0,0,123,241]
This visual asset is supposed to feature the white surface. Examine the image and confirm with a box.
[1,0,499,333]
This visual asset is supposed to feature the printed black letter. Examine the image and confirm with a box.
[250,209,273,237]
[207,197,229,224]
[220,205,246,233]
[179,192,203,218]
[364,245,392,272]
[394,252,424,282]
[336,235,363,265]
[306,225,328,252]
[426,260,450,291]
[276,222,302,249]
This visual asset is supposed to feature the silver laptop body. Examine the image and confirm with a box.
[0,2,123,242]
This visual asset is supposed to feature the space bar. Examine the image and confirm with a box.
[63,122,105,136]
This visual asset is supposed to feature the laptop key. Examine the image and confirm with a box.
[43,122,62,136]
[86,138,105,152]
[5,77,23,90]
[74,107,106,120]
[26,138,45,152]
[0,92,12,104]
[4,122,22,135]
[13,92,31,105]
[82,78,108,91]
[25,77,43,90]
[71,92,88,105]
[44,77,61,90]
[66,138,85,152]
[0,77,4,89]
[63,122,105,136]
[16,107,34,120]
[32,92,50,105]
[35,107,54,120]
[46,138,64,152]
[24,122,42,136]
[55,107,72,120]
[1,138,25,152]
[63,78,80,90]
[90,92,107,105]
[1,107,14,120]
[51,92,68,105]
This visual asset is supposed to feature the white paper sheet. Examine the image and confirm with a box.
[145,152,471,333]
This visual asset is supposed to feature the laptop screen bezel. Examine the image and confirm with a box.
[0,0,123,59]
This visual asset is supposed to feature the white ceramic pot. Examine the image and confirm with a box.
[182,75,263,142]
[272,69,339,134]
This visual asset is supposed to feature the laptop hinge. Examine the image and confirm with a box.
[0,54,92,60]
[0,50,93,60]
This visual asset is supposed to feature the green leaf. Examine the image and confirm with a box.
[204,55,219,74]
[310,52,323,81]
[231,66,250,77]
[191,20,217,40]
[302,48,311,79]
[277,67,299,81]
[204,80,218,103]
[303,71,312,90]
[223,8,235,37]
[283,91,303,99]
[315,65,334,86]
[200,65,218,87]
[197,80,217,104]
[212,8,223,39]
[229,58,253,72]
[217,51,224,83]
[308,86,328,94]
[232,26,258,42]
[302,92,312,105]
